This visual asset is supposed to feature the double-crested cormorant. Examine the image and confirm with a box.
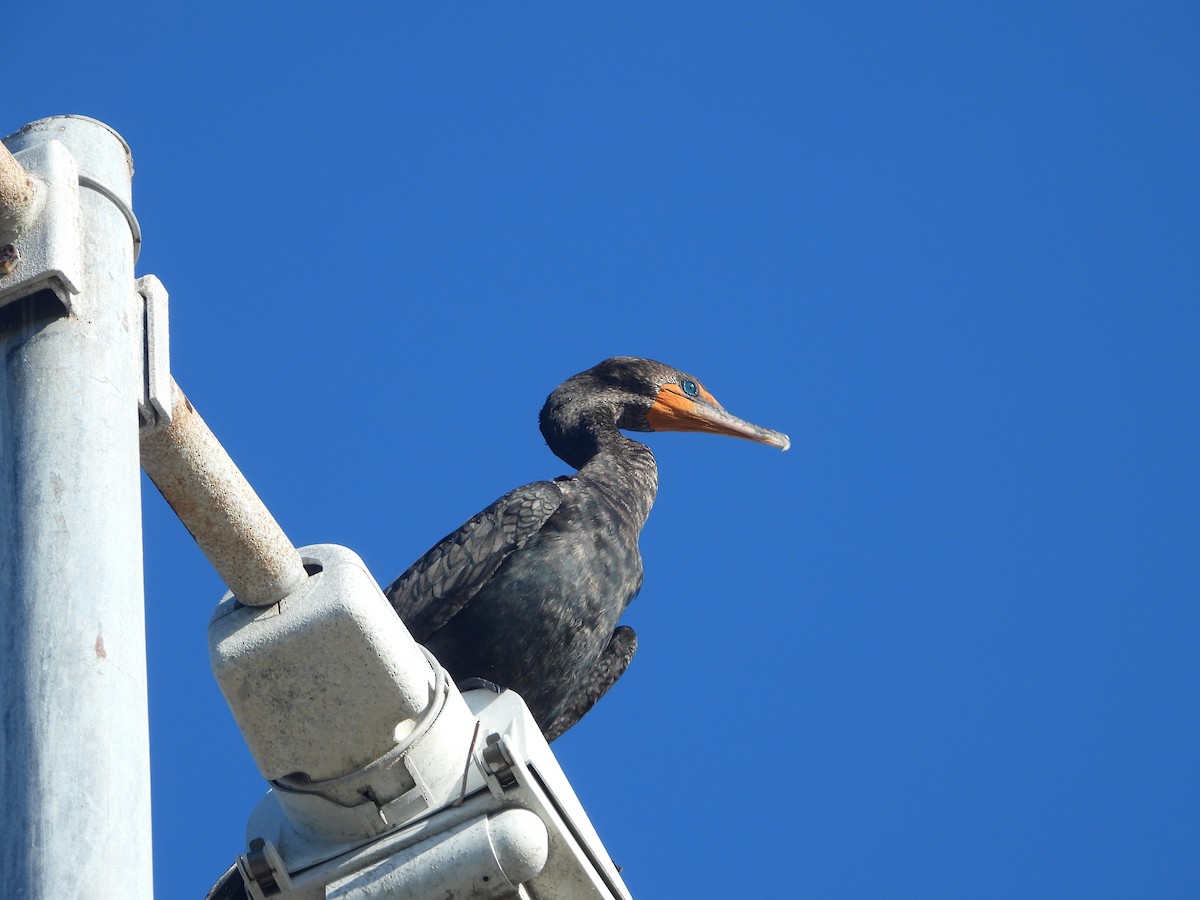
[385,357,789,740]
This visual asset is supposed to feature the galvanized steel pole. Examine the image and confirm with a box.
[0,117,152,897]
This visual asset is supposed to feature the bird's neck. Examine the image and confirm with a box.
[563,418,659,527]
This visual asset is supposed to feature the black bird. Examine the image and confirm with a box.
[385,357,789,740]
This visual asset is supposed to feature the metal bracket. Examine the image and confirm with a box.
[136,275,172,427]
[239,837,293,900]
[0,139,82,314]
[480,732,519,794]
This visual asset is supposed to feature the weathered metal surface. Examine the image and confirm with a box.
[0,138,83,313]
[227,688,634,900]
[0,115,152,898]
[140,378,306,606]
[325,809,549,900]
[136,274,173,426]
[0,138,35,217]
[210,544,443,790]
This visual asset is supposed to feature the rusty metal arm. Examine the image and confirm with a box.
[0,140,36,217]
[140,379,307,607]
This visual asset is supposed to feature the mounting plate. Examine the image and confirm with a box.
[0,139,82,314]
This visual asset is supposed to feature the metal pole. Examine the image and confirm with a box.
[0,117,151,897]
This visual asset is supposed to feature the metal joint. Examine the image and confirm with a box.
[0,139,82,315]
[241,837,292,899]
[481,733,519,791]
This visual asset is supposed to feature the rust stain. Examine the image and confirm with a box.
[0,243,19,276]
[95,634,107,660]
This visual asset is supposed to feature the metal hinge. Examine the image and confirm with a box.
[481,732,520,793]
[240,837,293,899]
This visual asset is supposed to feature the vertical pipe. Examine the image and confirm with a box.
[0,117,151,897]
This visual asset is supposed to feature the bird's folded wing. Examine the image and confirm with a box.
[384,480,564,642]
[543,625,638,742]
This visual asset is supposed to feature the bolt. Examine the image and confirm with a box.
[0,243,19,276]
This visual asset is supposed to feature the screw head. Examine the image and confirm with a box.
[0,243,19,276]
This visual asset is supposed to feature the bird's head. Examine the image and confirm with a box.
[540,357,790,467]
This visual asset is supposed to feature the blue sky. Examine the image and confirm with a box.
[10,3,1200,897]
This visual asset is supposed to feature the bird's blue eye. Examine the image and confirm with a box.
[681,379,699,397]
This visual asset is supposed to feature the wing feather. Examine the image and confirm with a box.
[384,480,564,642]
[543,625,638,741]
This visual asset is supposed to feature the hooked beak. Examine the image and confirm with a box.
[646,383,791,451]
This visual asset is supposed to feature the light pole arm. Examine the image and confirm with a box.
[140,379,307,607]
[0,138,36,217]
